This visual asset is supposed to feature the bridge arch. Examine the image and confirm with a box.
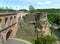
[6,30,12,40]
[0,18,2,23]
[5,18,8,24]
[14,16,16,19]
[0,18,2,30]
[10,17,12,21]
[14,16,16,22]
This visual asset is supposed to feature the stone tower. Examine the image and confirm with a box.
[35,12,51,37]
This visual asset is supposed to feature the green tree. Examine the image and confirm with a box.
[29,5,36,13]
[48,14,60,25]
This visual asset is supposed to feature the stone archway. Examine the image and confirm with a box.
[6,30,12,40]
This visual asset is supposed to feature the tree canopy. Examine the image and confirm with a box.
[29,5,36,13]
[0,7,16,12]
[47,14,60,25]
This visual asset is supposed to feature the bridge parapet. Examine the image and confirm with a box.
[0,20,17,32]
[0,12,17,32]
[0,12,19,44]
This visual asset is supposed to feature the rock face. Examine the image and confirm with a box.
[16,17,34,38]
[35,12,51,37]
[17,12,51,38]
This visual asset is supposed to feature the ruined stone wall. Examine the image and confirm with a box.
[35,12,51,37]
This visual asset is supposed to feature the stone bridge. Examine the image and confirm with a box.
[0,12,19,44]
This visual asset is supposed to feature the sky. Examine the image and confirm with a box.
[0,0,60,10]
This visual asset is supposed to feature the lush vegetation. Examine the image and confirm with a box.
[35,35,59,44]
[28,5,60,44]
[16,36,35,44]
[14,5,60,44]
[35,25,59,44]
[29,5,36,13]
[36,9,60,13]
[16,19,35,44]
[1,6,60,44]
[28,5,60,13]
[47,14,60,25]
[0,7,16,12]
[18,8,60,44]
[0,6,60,13]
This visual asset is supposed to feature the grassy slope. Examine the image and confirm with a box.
[16,19,35,44]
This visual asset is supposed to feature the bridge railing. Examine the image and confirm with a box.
[0,21,16,29]
[0,20,17,30]
[2,22,9,29]
[0,24,2,30]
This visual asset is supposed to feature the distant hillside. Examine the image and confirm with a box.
[0,8,16,12]
[0,8,60,13]
[18,9,28,12]
[36,9,60,13]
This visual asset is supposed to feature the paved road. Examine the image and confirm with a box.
[0,39,2,44]
[6,38,32,44]
[55,41,60,44]
[0,36,2,44]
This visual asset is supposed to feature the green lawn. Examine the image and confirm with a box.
[15,36,35,44]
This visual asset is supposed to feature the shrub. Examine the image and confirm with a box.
[35,36,57,44]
